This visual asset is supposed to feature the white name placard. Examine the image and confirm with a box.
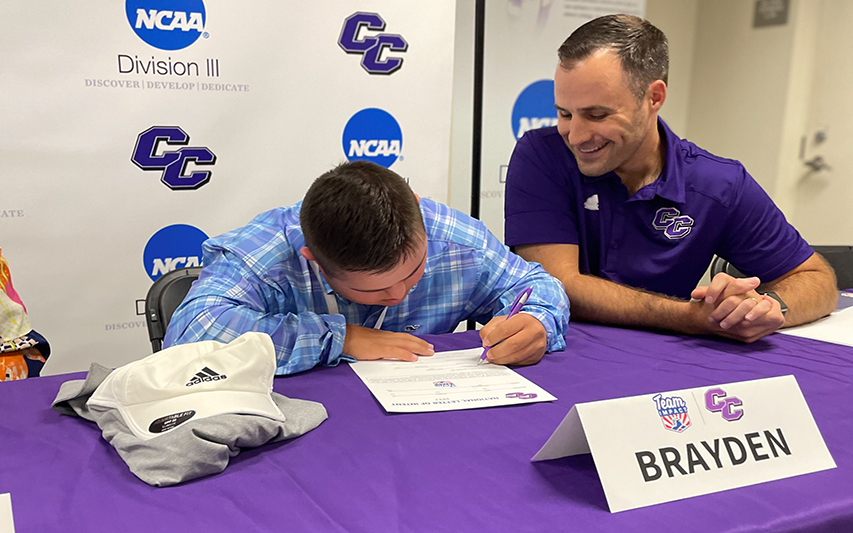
[532,375,836,512]
[0,494,14,533]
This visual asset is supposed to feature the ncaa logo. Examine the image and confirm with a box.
[342,108,402,168]
[143,224,208,281]
[132,126,216,190]
[126,0,206,51]
[511,80,558,140]
[338,12,408,75]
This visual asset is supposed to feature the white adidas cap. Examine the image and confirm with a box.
[88,332,285,440]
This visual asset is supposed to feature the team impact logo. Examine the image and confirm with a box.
[652,207,695,240]
[338,12,408,75]
[342,108,403,168]
[512,80,558,140]
[132,126,216,190]
[126,0,207,51]
[652,393,692,433]
[143,224,208,281]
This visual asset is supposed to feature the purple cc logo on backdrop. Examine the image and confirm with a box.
[338,12,408,75]
[132,126,216,190]
[652,207,695,240]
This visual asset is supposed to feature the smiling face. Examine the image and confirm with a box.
[554,50,663,179]
[306,236,428,307]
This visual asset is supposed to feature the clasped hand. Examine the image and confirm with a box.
[690,273,785,343]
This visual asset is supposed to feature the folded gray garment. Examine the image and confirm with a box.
[52,363,327,487]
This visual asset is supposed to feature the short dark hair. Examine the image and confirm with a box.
[558,14,668,99]
[300,161,425,276]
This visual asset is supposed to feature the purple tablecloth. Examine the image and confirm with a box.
[1,322,851,532]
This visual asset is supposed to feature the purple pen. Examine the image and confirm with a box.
[478,286,534,364]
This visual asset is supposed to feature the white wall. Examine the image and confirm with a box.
[790,0,853,245]
[684,0,796,198]
[448,0,475,215]
[668,0,851,247]
[773,0,819,217]
[645,0,700,136]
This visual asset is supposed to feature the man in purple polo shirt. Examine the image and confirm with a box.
[505,14,837,343]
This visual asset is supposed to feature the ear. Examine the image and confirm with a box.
[300,247,317,262]
[648,80,667,113]
[414,193,421,204]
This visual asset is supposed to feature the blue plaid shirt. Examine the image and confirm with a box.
[164,199,570,375]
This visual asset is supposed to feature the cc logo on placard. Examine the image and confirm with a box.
[705,388,744,421]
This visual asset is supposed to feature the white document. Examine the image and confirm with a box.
[779,300,853,347]
[532,376,836,513]
[0,494,15,533]
[349,348,556,413]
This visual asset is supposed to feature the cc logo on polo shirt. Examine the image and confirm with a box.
[652,207,695,240]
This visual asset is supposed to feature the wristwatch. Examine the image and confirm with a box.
[761,291,788,317]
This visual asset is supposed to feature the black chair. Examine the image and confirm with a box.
[709,246,853,290]
[709,256,745,279]
[814,246,853,290]
[145,267,202,352]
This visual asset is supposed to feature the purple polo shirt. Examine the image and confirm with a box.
[504,119,814,300]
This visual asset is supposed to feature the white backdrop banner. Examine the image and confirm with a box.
[0,1,455,374]
[478,0,645,240]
